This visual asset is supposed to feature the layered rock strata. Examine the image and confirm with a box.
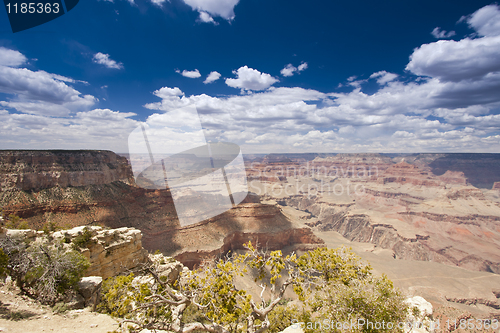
[0,150,134,191]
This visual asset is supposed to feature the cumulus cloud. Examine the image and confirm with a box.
[280,64,296,77]
[144,12,500,154]
[280,62,308,77]
[0,108,138,151]
[407,4,500,85]
[431,27,456,39]
[0,47,96,119]
[463,4,500,37]
[92,52,124,70]
[406,36,500,82]
[225,66,278,91]
[177,69,202,78]
[198,11,217,24]
[0,47,27,67]
[0,66,96,108]
[204,71,221,84]
[150,0,167,6]
[369,71,398,85]
[182,0,240,21]
[4,5,500,153]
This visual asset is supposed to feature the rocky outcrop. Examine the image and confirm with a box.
[280,196,434,262]
[175,228,324,269]
[0,181,176,231]
[51,226,149,279]
[5,226,150,279]
[437,170,467,185]
[445,188,485,200]
[143,201,325,269]
[364,188,425,201]
[279,192,500,274]
[0,150,134,192]
[377,162,442,187]
[309,153,393,179]
[445,297,500,310]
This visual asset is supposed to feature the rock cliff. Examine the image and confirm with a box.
[0,150,134,192]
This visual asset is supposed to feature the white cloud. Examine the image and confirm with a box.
[297,62,308,72]
[225,66,278,91]
[431,27,456,39]
[47,73,88,85]
[150,0,166,6]
[0,100,86,117]
[280,62,308,77]
[369,71,398,85]
[0,47,96,118]
[0,108,138,151]
[154,86,184,98]
[178,69,202,78]
[198,11,217,24]
[181,0,240,21]
[0,47,27,67]
[464,4,500,37]
[347,78,367,88]
[281,64,296,77]
[0,67,96,114]
[407,6,500,86]
[92,52,124,70]
[4,5,500,153]
[204,71,221,83]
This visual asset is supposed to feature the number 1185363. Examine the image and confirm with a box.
[5,2,60,14]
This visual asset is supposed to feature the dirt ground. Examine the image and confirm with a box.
[0,282,120,333]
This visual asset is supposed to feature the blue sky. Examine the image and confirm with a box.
[1,0,500,153]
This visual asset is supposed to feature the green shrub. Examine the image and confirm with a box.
[4,214,30,229]
[0,236,90,305]
[53,302,69,314]
[42,221,60,234]
[0,248,8,277]
[71,227,94,250]
[97,244,409,333]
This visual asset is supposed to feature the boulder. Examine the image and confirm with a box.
[6,229,37,240]
[406,296,433,317]
[149,254,184,284]
[78,276,103,310]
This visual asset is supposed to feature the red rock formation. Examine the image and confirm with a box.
[309,154,393,179]
[377,162,442,186]
[175,228,324,269]
[437,170,467,185]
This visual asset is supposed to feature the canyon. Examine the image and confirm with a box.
[1,150,500,320]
